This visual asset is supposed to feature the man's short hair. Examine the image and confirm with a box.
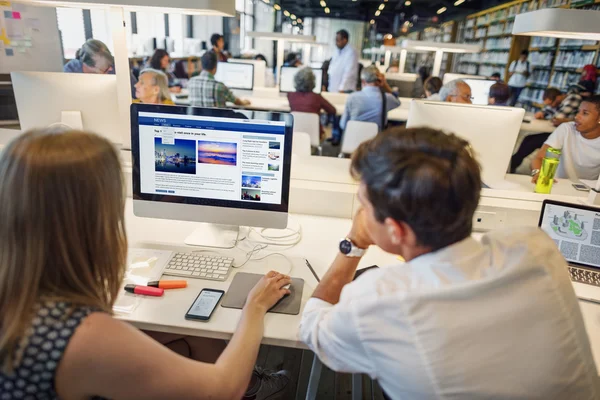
[201,51,218,71]
[491,72,501,79]
[582,94,600,112]
[543,88,562,102]
[351,127,481,250]
[489,83,510,104]
[210,33,223,47]
[361,65,379,83]
[337,30,349,40]
[521,50,529,57]
[439,79,467,102]
[424,76,443,95]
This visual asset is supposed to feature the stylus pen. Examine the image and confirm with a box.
[305,259,321,283]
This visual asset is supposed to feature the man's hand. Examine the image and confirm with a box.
[242,99,251,106]
[534,111,544,119]
[348,208,374,250]
[552,117,570,127]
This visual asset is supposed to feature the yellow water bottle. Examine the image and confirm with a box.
[535,147,561,194]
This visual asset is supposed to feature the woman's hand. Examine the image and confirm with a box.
[245,271,291,314]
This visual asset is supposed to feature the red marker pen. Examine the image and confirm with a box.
[124,284,164,297]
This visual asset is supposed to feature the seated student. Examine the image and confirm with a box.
[0,129,291,399]
[298,126,599,399]
[148,49,182,93]
[340,65,401,134]
[287,67,336,139]
[254,54,276,88]
[439,79,472,104]
[283,53,302,68]
[412,66,430,98]
[511,82,594,173]
[64,39,137,98]
[423,76,443,100]
[188,52,251,108]
[488,82,510,106]
[532,95,600,182]
[534,87,564,120]
[489,72,503,82]
[133,68,175,105]
[210,33,228,63]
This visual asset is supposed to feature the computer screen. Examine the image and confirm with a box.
[539,200,600,270]
[130,104,294,229]
[279,67,323,94]
[464,79,496,106]
[214,62,254,91]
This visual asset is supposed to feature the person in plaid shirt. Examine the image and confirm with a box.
[188,51,251,108]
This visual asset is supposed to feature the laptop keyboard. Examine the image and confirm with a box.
[163,252,234,281]
[569,267,600,286]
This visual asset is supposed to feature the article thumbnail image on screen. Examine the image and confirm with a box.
[242,175,262,189]
[197,141,237,166]
[155,138,197,175]
[242,189,261,201]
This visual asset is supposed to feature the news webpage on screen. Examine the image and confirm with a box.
[540,203,600,269]
[139,112,286,205]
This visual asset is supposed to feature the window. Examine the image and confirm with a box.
[56,8,86,59]
[168,14,184,54]
[90,9,112,51]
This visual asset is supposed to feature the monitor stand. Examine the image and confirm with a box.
[184,223,240,249]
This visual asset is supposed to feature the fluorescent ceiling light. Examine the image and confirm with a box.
[283,9,290,16]
[320,0,326,6]
[385,40,481,53]
[370,19,375,24]
[454,0,465,5]
[513,8,600,41]
[405,1,411,5]
[297,18,302,23]
[291,14,296,19]
[274,4,281,9]
[17,0,235,15]
[375,10,381,16]
[437,6,447,14]
[324,7,330,13]
[247,31,316,42]
[378,3,385,10]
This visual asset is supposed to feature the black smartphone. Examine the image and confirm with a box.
[185,289,225,321]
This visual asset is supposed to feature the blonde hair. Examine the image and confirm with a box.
[0,129,127,372]
[139,68,172,103]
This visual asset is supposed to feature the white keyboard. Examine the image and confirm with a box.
[163,253,234,281]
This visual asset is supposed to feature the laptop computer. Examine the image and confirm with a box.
[538,200,600,303]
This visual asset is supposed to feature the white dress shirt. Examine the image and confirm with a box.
[328,44,359,93]
[299,228,599,399]
[508,60,531,88]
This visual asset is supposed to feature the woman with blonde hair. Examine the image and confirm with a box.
[0,129,291,399]
[134,68,175,105]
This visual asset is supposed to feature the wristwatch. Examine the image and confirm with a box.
[339,238,366,257]
[531,169,540,177]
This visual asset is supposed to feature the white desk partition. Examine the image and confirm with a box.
[443,73,486,85]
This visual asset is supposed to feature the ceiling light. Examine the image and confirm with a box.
[274,4,281,9]
[262,0,270,3]
[283,9,290,16]
[292,20,297,25]
[324,7,330,13]
[320,0,326,6]
[379,3,385,10]
[291,14,296,19]
[375,10,381,16]
[454,0,465,4]
[297,18,302,23]
[513,8,600,41]
[437,6,447,13]
[405,0,411,5]
[370,19,375,24]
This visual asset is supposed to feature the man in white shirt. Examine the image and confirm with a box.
[299,126,599,399]
[327,30,359,93]
[507,50,531,106]
[532,95,600,182]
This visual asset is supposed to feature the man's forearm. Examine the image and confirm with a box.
[311,253,362,305]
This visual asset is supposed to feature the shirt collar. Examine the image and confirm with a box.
[362,86,381,93]
[201,70,215,80]
[406,236,483,272]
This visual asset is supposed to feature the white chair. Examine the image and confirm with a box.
[339,121,379,157]
[292,131,312,157]
[291,112,322,155]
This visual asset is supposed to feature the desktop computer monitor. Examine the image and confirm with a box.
[442,73,485,85]
[406,100,525,187]
[130,104,294,245]
[464,79,496,105]
[11,72,122,145]
[230,59,266,88]
[279,67,323,94]
[214,62,254,91]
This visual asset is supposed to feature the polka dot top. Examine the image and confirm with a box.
[0,301,99,400]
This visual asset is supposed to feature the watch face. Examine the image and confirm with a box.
[339,239,353,255]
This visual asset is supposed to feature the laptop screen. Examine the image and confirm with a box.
[539,201,600,269]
